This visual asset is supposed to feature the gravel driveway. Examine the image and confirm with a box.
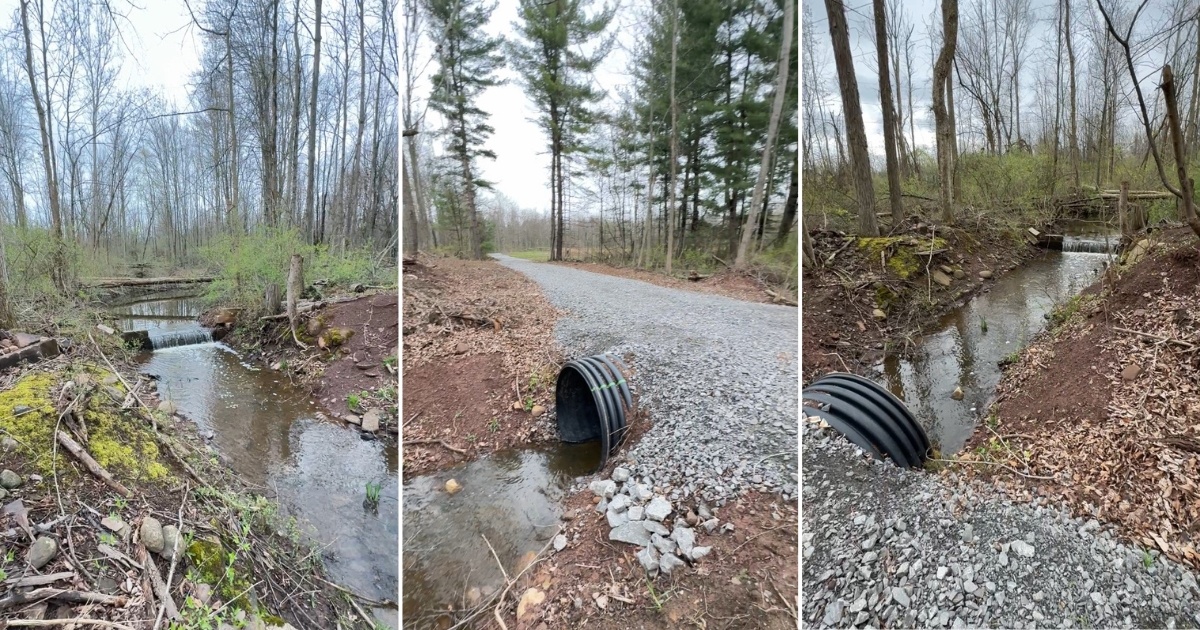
[802,421,1200,629]
[492,254,798,505]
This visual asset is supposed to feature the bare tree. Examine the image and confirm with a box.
[932,0,959,223]
[824,0,878,236]
[874,0,904,221]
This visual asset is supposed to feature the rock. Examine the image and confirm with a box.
[636,545,659,573]
[161,526,182,560]
[193,583,213,605]
[590,480,617,499]
[703,518,719,533]
[1125,239,1151,266]
[980,270,994,279]
[691,546,712,561]
[101,516,130,539]
[445,479,463,495]
[932,269,953,287]
[642,521,670,537]
[530,405,546,416]
[612,467,631,483]
[671,526,696,558]
[465,587,482,607]
[350,282,366,293]
[939,264,955,275]
[873,308,887,320]
[823,600,845,625]
[1122,364,1141,382]
[953,269,966,279]
[28,536,57,569]
[1,436,15,450]
[1010,540,1035,558]
[594,594,608,610]
[96,324,117,335]
[12,404,32,416]
[627,506,645,521]
[453,342,469,355]
[1090,592,1104,606]
[512,401,523,411]
[645,497,672,522]
[141,517,165,553]
[962,524,973,543]
[951,386,964,401]
[0,469,21,489]
[892,586,911,608]
[517,587,545,620]
[553,534,567,552]
[609,494,630,513]
[606,508,628,528]
[13,332,39,348]
[344,414,362,426]
[610,521,652,546]
[659,552,685,575]
[651,533,676,556]
[102,375,119,386]
[361,409,383,432]
[157,400,177,415]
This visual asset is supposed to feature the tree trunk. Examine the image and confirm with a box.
[287,254,306,347]
[932,0,959,223]
[873,0,903,222]
[304,0,323,243]
[226,27,242,233]
[774,160,799,247]
[1162,65,1200,238]
[823,0,876,237]
[402,154,418,256]
[665,0,679,274]
[1064,0,1079,191]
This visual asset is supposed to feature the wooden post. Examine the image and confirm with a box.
[1118,181,1129,242]
[287,254,307,348]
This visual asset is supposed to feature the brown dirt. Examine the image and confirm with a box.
[490,492,798,629]
[966,226,1200,569]
[802,219,1037,382]
[401,256,564,476]
[553,261,796,306]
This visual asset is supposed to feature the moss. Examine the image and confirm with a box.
[875,284,899,311]
[0,372,58,472]
[857,236,949,280]
[187,537,283,624]
[81,393,170,482]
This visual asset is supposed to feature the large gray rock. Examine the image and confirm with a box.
[659,552,685,575]
[612,467,631,483]
[645,497,672,522]
[636,545,659,573]
[590,480,617,499]
[642,520,670,536]
[361,409,383,432]
[671,526,696,558]
[28,536,57,569]
[609,521,652,546]
[608,494,629,513]
[141,517,165,553]
[0,469,21,489]
[161,525,182,560]
[605,508,628,528]
[553,534,568,552]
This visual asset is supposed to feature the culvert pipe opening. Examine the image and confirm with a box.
[803,372,931,467]
[555,354,633,470]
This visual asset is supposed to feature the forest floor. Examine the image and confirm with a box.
[965,225,1200,571]
[402,253,798,629]
[213,290,400,443]
[0,327,370,628]
[802,216,1039,382]
[400,256,563,476]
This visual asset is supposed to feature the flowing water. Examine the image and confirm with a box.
[109,294,399,628]
[401,442,601,629]
[874,220,1118,453]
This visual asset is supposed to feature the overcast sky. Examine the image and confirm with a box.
[408,0,634,212]
[0,0,202,105]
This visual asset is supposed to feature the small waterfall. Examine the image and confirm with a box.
[1061,236,1120,254]
[149,328,214,350]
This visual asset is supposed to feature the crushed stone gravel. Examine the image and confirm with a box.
[802,418,1200,629]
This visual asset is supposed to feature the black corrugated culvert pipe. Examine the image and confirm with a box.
[802,372,931,467]
[555,354,634,470]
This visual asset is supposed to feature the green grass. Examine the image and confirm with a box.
[506,249,551,262]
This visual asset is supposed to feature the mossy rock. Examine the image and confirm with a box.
[318,327,354,349]
[187,537,284,625]
[857,236,949,280]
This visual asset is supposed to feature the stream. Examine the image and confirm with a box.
[108,293,399,628]
[400,440,601,629]
[875,220,1119,453]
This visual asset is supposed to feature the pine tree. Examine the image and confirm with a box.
[509,0,614,261]
[426,0,504,260]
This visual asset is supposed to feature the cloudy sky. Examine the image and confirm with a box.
[0,0,202,105]
[407,0,634,212]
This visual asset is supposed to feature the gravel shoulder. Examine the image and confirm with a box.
[802,419,1200,629]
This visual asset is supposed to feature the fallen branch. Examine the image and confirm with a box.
[1112,326,1196,350]
[0,588,128,610]
[403,439,468,455]
[81,276,214,288]
[5,620,137,629]
[56,431,131,497]
[764,289,798,306]
[3,571,75,588]
[448,528,562,630]
[138,545,179,623]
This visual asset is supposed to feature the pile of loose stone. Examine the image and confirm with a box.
[581,466,728,576]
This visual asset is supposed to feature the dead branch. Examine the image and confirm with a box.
[0,588,128,610]
[1112,326,1196,350]
[80,277,214,288]
[56,431,131,497]
[5,620,137,629]
[3,571,75,588]
[403,439,468,455]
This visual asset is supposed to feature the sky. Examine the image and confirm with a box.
[407,0,635,212]
[0,0,202,106]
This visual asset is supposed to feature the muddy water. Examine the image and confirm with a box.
[876,221,1117,453]
[401,442,600,629]
[110,295,399,628]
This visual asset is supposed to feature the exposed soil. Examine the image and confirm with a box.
[0,347,366,628]
[966,226,1200,569]
[490,492,798,629]
[802,218,1038,381]
[553,261,796,306]
[213,290,400,439]
[401,256,564,476]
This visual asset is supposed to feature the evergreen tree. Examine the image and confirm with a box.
[509,0,615,261]
[426,0,504,260]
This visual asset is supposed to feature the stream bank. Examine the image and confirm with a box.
[0,314,372,628]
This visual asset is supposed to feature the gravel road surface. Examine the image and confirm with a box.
[802,420,1200,629]
[493,254,798,505]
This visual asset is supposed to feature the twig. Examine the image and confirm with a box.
[88,333,154,430]
[482,535,511,583]
[1113,326,1196,349]
[3,572,75,588]
[927,457,1057,480]
[140,545,178,623]
[56,431,131,497]
[0,588,128,610]
[448,527,561,630]
[403,439,468,455]
[5,621,137,629]
[732,525,787,554]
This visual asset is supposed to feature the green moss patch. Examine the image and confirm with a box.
[187,537,284,625]
[0,372,58,472]
[857,236,949,280]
